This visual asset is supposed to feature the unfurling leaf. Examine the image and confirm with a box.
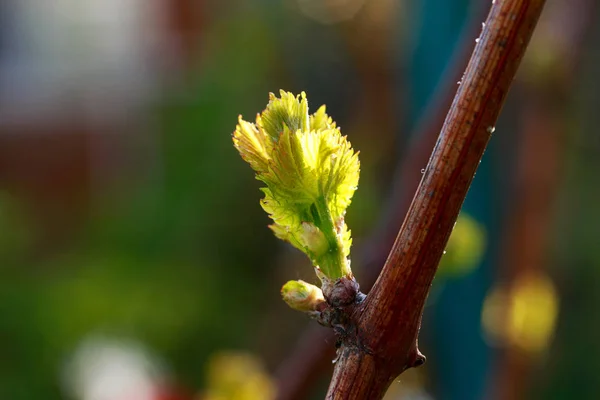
[233,90,360,280]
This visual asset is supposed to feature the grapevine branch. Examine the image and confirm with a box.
[325,1,547,398]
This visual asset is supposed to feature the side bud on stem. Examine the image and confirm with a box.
[316,268,361,308]
[281,280,327,315]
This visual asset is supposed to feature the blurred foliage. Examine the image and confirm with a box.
[203,351,275,400]
[0,1,599,399]
[482,271,559,354]
[383,368,431,400]
[438,213,487,278]
[0,192,33,267]
[0,6,282,399]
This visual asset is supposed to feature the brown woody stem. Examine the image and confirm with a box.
[326,0,547,398]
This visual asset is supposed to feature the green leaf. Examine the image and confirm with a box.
[309,105,336,131]
[232,116,273,174]
[232,91,360,280]
[259,91,309,140]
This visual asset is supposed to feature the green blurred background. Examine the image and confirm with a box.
[0,0,599,399]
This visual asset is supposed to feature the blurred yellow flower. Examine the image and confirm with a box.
[438,213,486,278]
[203,351,275,400]
[482,271,559,354]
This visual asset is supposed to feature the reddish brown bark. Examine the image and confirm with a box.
[327,1,547,398]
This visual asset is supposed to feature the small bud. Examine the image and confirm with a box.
[281,280,325,313]
[321,275,359,308]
